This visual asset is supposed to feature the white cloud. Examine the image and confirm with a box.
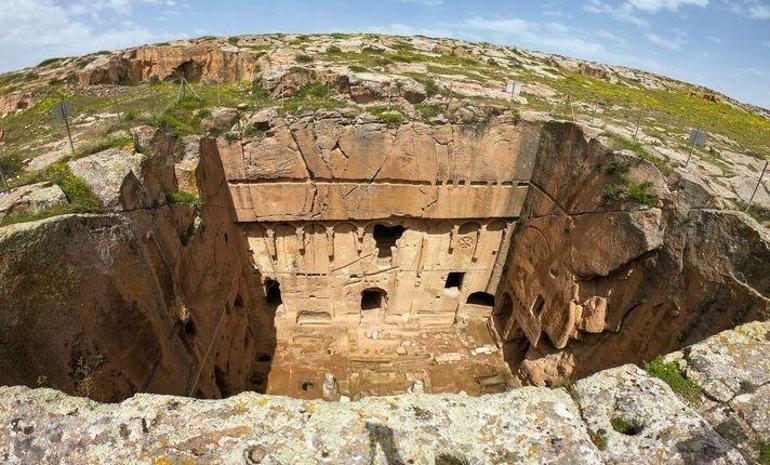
[459,16,606,56]
[748,2,770,18]
[725,0,770,20]
[396,0,444,6]
[627,0,708,12]
[763,40,770,47]
[597,29,630,45]
[583,0,649,25]
[0,0,185,72]
[646,31,687,50]
[584,0,708,25]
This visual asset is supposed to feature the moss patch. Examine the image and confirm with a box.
[644,356,702,405]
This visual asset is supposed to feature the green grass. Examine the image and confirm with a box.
[426,64,489,83]
[1,163,102,226]
[295,53,314,63]
[282,81,345,115]
[296,81,333,99]
[734,199,770,223]
[601,183,626,202]
[610,418,644,436]
[417,103,443,121]
[610,135,672,175]
[166,191,201,209]
[38,57,68,68]
[606,158,631,177]
[369,106,404,126]
[545,73,770,158]
[0,151,24,179]
[0,82,262,159]
[401,73,441,97]
[645,356,702,405]
[628,181,657,208]
[72,133,134,160]
[757,440,770,465]
[244,124,267,139]
[602,154,659,207]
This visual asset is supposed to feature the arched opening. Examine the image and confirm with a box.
[502,326,531,368]
[373,224,406,258]
[468,291,495,307]
[177,318,197,355]
[361,288,386,311]
[265,279,282,308]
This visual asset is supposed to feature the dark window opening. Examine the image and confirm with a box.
[177,318,197,355]
[265,279,282,308]
[467,291,495,307]
[361,288,386,310]
[249,372,267,388]
[234,293,244,308]
[299,380,316,392]
[256,352,272,363]
[373,224,406,258]
[184,319,197,338]
[531,295,545,318]
[445,272,465,289]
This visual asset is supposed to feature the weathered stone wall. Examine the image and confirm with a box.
[246,218,512,327]
[0,131,273,401]
[495,122,770,385]
[220,114,539,329]
[221,114,539,222]
[77,42,260,85]
[1,321,766,465]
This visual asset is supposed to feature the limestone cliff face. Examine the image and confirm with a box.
[222,113,539,222]
[496,122,770,385]
[0,130,272,402]
[77,42,260,85]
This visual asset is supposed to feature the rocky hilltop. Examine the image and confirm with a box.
[0,34,768,464]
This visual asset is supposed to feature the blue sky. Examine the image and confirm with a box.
[1,0,769,108]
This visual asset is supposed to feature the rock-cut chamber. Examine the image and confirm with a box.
[1,113,767,402]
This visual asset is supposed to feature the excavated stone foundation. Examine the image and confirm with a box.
[0,114,768,404]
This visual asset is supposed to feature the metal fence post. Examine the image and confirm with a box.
[746,160,769,212]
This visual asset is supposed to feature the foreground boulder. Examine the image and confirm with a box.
[2,322,767,464]
[0,182,68,221]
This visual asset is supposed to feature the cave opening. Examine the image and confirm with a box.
[467,292,495,307]
[265,279,282,308]
[361,288,386,311]
[373,224,405,258]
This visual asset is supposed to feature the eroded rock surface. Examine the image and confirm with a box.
[0,182,68,220]
[2,322,768,464]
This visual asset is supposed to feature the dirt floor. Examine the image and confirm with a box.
[266,317,515,399]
